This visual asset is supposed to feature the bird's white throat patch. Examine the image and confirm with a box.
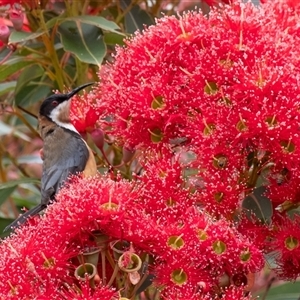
[49,100,79,133]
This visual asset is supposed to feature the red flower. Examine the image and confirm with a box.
[0,0,39,8]
[155,252,213,299]
[270,216,300,279]
[70,92,99,133]
[137,152,196,223]
[220,286,253,300]
[60,283,117,299]
[0,176,137,298]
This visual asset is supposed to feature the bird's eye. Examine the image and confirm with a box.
[52,101,58,106]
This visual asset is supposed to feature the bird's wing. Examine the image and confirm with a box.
[41,130,89,205]
[3,130,89,232]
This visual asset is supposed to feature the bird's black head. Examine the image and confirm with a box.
[39,82,94,118]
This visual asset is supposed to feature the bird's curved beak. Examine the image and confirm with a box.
[67,82,95,99]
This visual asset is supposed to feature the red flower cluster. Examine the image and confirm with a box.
[95,0,300,218]
[3,0,300,299]
[0,176,128,299]
[0,172,264,299]
[89,0,300,288]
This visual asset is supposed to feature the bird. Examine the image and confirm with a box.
[4,83,97,232]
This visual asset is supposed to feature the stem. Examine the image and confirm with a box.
[107,262,119,287]
[262,276,276,300]
[100,148,111,167]
[14,109,40,139]
[18,44,49,59]
[37,9,65,90]
[129,271,149,299]
[248,158,260,190]
[101,250,106,285]
[75,57,88,85]
[0,144,21,218]
[82,0,90,14]
[0,49,13,65]
[16,105,38,119]
[115,0,137,24]
[105,249,115,269]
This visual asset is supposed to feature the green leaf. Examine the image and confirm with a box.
[15,64,44,94]
[0,218,17,238]
[0,186,16,206]
[257,282,300,300]
[104,32,125,46]
[17,155,43,164]
[9,30,46,44]
[58,20,106,65]
[0,120,31,141]
[0,120,15,135]
[66,15,123,35]
[0,57,32,81]
[0,178,40,190]
[242,186,273,223]
[0,81,16,97]
[14,64,52,106]
[0,47,11,59]
[120,0,154,34]
[15,82,52,106]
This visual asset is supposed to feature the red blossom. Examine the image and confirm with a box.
[137,152,196,223]
[0,0,39,8]
[0,176,137,298]
[220,285,253,300]
[4,0,300,298]
[270,216,300,279]
[70,92,99,133]
[60,283,117,300]
[155,255,212,299]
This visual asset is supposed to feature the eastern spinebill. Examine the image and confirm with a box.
[4,83,97,232]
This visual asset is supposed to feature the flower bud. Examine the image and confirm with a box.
[122,145,135,163]
[0,25,10,43]
[90,128,104,149]
[9,9,24,31]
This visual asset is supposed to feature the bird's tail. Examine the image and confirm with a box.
[3,204,45,232]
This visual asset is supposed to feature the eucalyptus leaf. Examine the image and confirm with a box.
[0,47,11,60]
[11,128,32,142]
[0,81,16,97]
[58,20,106,65]
[0,58,32,81]
[65,15,123,34]
[104,32,125,46]
[0,218,17,237]
[17,155,43,164]
[15,83,52,107]
[0,186,15,206]
[242,186,273,223]
[0,120,31,141]
[9,30,46,44]
[15,64,52,106]
[120,0,154,33]
[45,16,63,30]
[15,64,44,95]
[0,178,40,190]
[0,121,13,135]
[257,281,300,300]
[13,195,40,207]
